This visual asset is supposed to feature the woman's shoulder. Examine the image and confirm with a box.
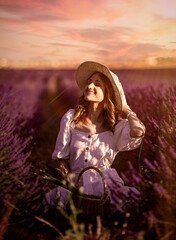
[64,109,75,117]
[61,109,75,122]
[62,108,75,118]
[59,109,76,130]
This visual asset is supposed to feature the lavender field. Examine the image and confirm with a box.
[0,68,176,240]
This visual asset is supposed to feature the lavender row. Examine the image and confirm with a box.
[112,85,176,239]
[0,76,49,239]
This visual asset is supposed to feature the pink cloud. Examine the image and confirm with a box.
[0,0,124,21]
[0,0,50,13]
[0,17,22,26]
[0,17,55,35]
[61,26,135,45]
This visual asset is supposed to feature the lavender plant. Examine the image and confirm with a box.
[0,82,49,239]
[109,85,176,239]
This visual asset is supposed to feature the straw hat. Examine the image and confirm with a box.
[75,61,122,113]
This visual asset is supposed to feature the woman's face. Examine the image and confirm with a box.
[83,73,105,103]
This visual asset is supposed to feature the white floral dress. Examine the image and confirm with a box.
[45,109,144,212]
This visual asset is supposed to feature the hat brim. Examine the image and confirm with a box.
[75,61,122,113]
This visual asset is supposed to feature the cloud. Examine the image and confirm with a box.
[61,26,136,45]
[0,4,69,22]
[0,0,124,22]
[81,41,168,63]
[50,42,90,51]
[156,56,176,64]
[21,12,69,22]
[151,0,176,19]
[44,0,124,21]
[57,26,138,61]
[50,42,81,48]
[29,43,48,48]
[0,15,63,35]
[0,17,22,26]
[62,28,115,44]
[109,43,167,62]
[126,43,164,57]
[0,1,55,14]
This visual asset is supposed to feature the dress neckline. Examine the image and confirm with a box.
[72,127,111,136]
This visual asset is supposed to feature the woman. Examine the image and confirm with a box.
[46,61,145,213]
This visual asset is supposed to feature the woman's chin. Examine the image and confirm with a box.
[84,96,94,101]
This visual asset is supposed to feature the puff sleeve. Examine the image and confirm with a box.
[52,109,74,160]
[113,119,143,152]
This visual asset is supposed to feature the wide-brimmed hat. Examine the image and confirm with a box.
[75,61,122,113]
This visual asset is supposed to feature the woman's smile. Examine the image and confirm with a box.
[87,89,95,94]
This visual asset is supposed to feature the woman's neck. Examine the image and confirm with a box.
[86,102,104,124]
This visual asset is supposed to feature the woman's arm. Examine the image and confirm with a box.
[123,105,146,138]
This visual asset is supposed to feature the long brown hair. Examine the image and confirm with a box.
[72,72,122,132]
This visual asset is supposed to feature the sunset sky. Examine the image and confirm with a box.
[0,0,176,68]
